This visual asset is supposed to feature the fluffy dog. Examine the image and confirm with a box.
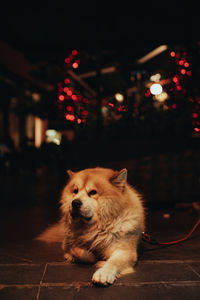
[37,167,145,286]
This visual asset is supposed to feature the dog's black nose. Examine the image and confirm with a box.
[72,199,82,209]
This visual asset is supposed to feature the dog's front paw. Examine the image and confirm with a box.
[64,252,74,263]
[92,266,117,286]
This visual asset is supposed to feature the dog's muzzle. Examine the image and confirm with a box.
[71,200,93,222]
[72,199,82,209]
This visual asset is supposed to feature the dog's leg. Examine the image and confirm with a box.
[65,247,96,264]
[92,248,137,285]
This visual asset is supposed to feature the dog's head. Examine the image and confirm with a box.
[60,167,128,225]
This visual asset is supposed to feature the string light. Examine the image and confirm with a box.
[65,58,70,64]
[72,62,79,69]
[180,68,186,75]
[65,114,75,122]
[64,78,70,84]
[59,95,64,101]
[72,49,78,55]
[150,83,163,95]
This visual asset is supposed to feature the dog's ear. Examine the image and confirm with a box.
[67,170,75,178]
[110,169,127,191]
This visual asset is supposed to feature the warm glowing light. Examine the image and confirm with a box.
[64,78,70,84]
[172,104,177,109]
[108,103,114,107]
[59,95,65,101]
[72,94,78,101]
[173,76,178,83]
[193,113,198,118]
[176,86,182,91]
[184,62,189,68]
[72,49,78,55]
[72,62,79,69]
[63,87,69,93]
[77,118,82,124]
[150,73,161,82]
[145,89,151,97]
[65,114,75,121]
[137,45,168,64]
[35,118,48,148]
[154,92,169,102]
[65,58,70,64]
[66,90,73,96]
[170,51,176,57]
[194,128,200,132]
[66,106,73,112]
[82,110,88,117]
[32,93,40,102]
[179,60,184,65]
[150,83,163,95]
[115,93,124,102]
[46,129,61,145]
[180,69,186,75]
[187,71,192,76]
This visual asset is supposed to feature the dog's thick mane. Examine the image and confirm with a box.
[61,183,144,255]
[36,168,144,253]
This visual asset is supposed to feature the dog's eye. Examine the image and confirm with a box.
[88,190,97,196]
[73,188,78,194]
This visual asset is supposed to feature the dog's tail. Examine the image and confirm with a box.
[35,222,65,243]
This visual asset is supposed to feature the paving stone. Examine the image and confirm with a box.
[0,286,38,300]
[0,241,64,263]
[119,262,200,283]
[188,263,200,278]
[43,264,96,283]
[140,238,200,260]
[0,264,45,284]
[39,283,200,300]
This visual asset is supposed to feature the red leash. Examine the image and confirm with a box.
[142,217,200,245]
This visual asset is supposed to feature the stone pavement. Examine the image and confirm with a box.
[0,173,200,299]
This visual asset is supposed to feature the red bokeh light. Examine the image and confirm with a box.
[63,87,69,93]
[180,68,186,75]
[82,110,88,117]
[72,94,78,101]
[72,49,78,55]
[65,114,75,122]
[66,106,73,112]
[184,62,189,68]
[172,104,177,109]
[170,51,176,57]
[72,62,79,69]
[66,90,73,96]
[145,89,151,97]
[65,58,70,64]
[173,76,178,83]
[77,118,82,124]
[59,95,64,101]
[176,86,182,91]
[187,71,192,76]
[64,78,70,84]
[194,128,200,132]
[108,103,114,107]
[193,112,198,119]
[179,60,184,65]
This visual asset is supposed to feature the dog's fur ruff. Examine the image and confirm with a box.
[36,167,145,285]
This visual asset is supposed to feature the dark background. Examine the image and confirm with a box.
[0,1,200,209]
